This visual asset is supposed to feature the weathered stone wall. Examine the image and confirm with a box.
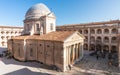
[13,40,25,61]
[26,40,38,61]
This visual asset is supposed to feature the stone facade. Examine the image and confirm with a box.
[23,3,56,35]
[0,26,23,48]
[56,20,120,53]
[7,3,85,72]
[8,31,84,72]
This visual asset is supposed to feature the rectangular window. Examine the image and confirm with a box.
[50,23,53,30]
[36,24,39,31]
[27,24,30,31]
[30,48,33,57]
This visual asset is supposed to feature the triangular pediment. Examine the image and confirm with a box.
[47,13,56,18]
[64,31,85,42]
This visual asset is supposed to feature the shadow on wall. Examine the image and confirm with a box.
[4,68,51,75]
[0,47,7,53]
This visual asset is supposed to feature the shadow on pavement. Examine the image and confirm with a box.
[4,68,51,75]
[1,58,54,71]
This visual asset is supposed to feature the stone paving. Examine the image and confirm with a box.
[0,51,120,75]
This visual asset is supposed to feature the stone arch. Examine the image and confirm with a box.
[6,36,9,40]
[1,36,5,40]
[96,36,101,43]
[91,29,95,34]
[84,36,88,42]
[104,37,109,43]
[15,31,17,34]
[84,29,88,34]
[1,41,5,46]
[97,29,102,34]
[84,44,88,50]
[6,31,9,34]
[111,28,117,34]
[103,45,109,51]
[79,30,82,34]
[90,44,95,51]
[11,31,14,34]
[111,37,117,43]
[1,31,4,34]
[104,29,109,34]
[111,46,117,53]
[96,44,101,51]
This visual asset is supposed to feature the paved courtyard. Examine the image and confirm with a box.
[0,51,120,75]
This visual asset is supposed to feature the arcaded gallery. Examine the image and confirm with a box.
[7,3,84,72]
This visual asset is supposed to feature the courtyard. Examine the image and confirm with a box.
[0,51,119,75]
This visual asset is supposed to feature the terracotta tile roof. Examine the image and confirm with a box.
[57,20,120,27]
[12,31,76,42]
[12,35,29,40]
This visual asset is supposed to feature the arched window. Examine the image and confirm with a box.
[79,30,82,34]
[90,44,95,51]
[96,36,101,42]
[84,36,88,42]
[84,44,88,50]
[6,36,9,40]
[84,30,88,34]
[11,31,13,34]
[111,37,117,43]
[104,29,109,34]
[112,28,117,34]
[1,31,4,34]
[103,45,109,51]
[19,31,21,33]
[1,36,5,40]
[15,31,17,34]
[1,41,5,46]
[6,31,9,34]
[111,46,117,53]
[104,37,109,43]
[97,29,102,34]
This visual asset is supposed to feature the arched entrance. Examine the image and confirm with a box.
[96,44,101,51]
[90,44,95,51]
[103,45,109,51]
[111,46,117,53]
[84,44,88,50]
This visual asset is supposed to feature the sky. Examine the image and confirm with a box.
[0,0,120,26]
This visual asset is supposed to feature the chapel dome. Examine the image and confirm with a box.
[25,3,51,19]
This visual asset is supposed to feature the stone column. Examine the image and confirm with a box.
[118,37,120,69]
[88,28,90,51]
[109,37,111,53]
[117,23,120,69]
[81,43,84,59]
[72,45,75,64]
[66,46,68,67]
[68,46,70,65]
